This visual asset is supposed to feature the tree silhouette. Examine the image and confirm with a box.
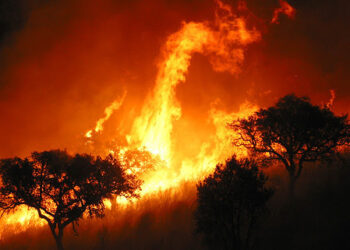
[0,150,140,250]
[231,94,350,198]
[194,157,273,250]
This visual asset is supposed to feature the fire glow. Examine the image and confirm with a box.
[94,0,261,195]
[0,0,296,239]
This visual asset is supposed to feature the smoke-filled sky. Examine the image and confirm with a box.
[0,0,349,158]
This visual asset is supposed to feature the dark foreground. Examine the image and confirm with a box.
[1,160,349,250]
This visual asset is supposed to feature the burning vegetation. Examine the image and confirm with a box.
[0,0,349,249]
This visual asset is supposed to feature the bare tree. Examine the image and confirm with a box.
[231,94,350,198]
[0,150,140,250]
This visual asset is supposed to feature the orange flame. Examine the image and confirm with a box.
[85,91,127,138]
[0,206,45,240]
[271,0,296,24]
[326,89,336,109]
[1,0,288,238]
[129,0,260,164]
[122,0,261,195]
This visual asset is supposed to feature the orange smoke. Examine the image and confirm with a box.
[271,0,296,24]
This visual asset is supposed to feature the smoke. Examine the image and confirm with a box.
[0,0,349,158]
[0,0,350,247]
[0,0,213,157]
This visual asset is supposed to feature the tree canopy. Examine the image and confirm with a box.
[194,157,273,250]
[231,94,350,197]
[0,150,140,250]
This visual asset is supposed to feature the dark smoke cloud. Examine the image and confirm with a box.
[0,0,38,46]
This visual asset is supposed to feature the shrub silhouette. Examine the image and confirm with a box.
[0,150,140,250]
[194,157,273,250]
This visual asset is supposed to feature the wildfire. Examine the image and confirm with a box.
[0,0,295,239]
[129,0,260,164]
[0,206,45,239]
[123,0,260,194]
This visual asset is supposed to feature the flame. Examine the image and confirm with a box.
[271,0,296,24]
[179,101,258,181]
[129,0,260,164]
[0,206,45,239]
[1,0,291,238]
[85,91,127,138]
[129,22,210,162]
[326,89,336,109]
[124,0,260,194]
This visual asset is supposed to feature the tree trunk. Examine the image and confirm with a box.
[288,175,296,201]
[288,160,303,201]
[55,236,64,250]
[50,226,64,250]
